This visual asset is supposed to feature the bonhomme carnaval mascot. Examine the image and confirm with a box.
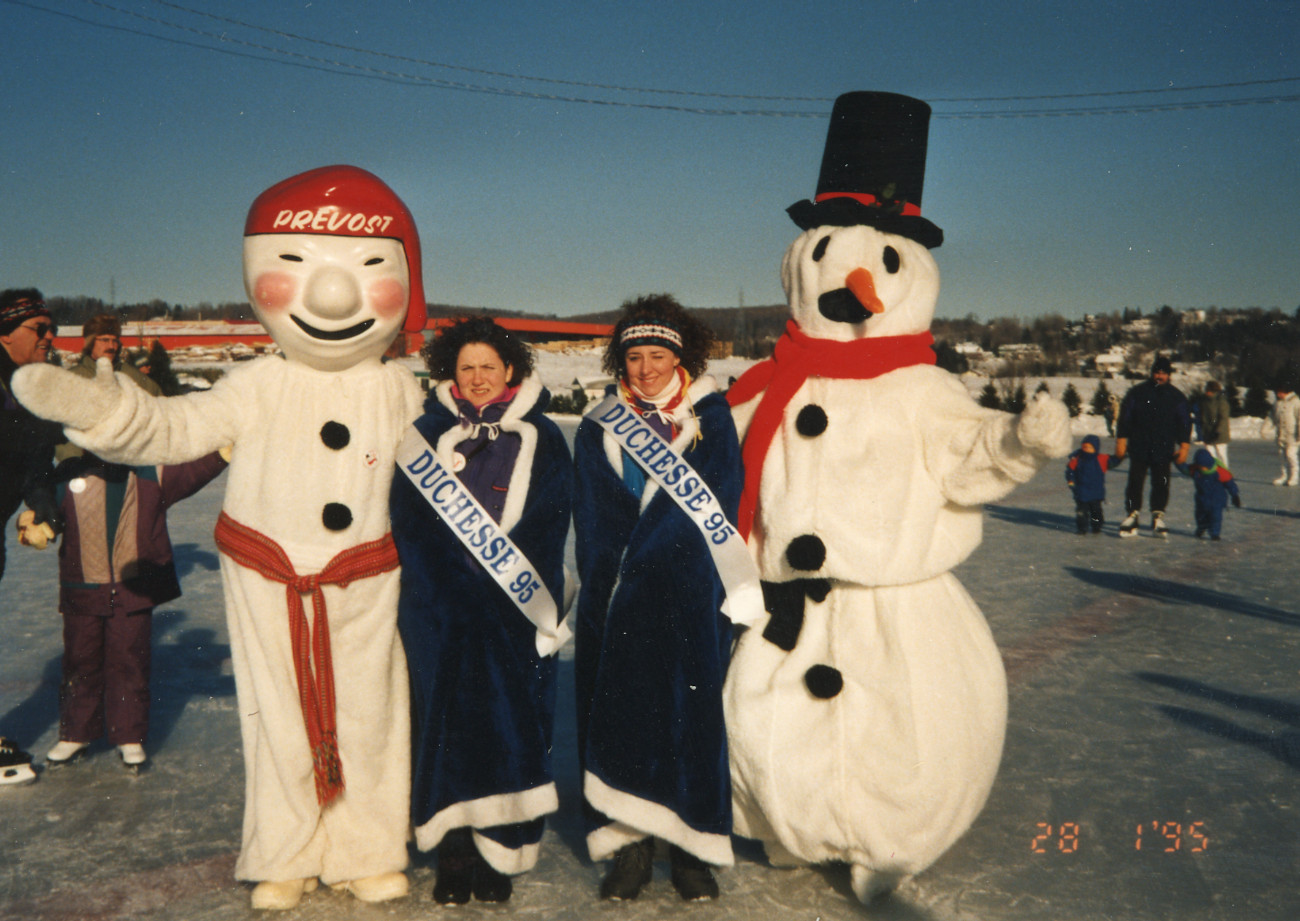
[723,93,1072,903]
[14,166,426,910]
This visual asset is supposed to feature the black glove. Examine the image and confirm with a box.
[1232,494,1241,508]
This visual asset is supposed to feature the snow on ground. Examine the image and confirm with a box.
[2,365,1296,921]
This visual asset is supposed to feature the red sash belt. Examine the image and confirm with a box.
[213,511,400,806]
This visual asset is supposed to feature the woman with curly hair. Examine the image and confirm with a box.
[392,316,573,904]
[573,294,747,902]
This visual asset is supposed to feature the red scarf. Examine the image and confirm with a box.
[727,320,936,538]
[214,512,400,806]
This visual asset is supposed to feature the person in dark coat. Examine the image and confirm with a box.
[1064,434,1121,534]
[1114,355,1191,537]
[573,295,745,902]
[0,288,62,786]
[1196,380,1231,469]
[392,318,572,905]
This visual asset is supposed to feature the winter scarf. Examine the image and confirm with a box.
[727,320,936,537]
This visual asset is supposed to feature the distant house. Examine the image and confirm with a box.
[996,343,1045,361]
[574,375,616,404]
[1093,347,1126,377]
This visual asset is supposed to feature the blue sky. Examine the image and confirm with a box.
[3,0,1298,321]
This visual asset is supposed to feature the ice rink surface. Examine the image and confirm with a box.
[2,435,1297,921]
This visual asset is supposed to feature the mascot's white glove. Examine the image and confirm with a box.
[1016,392,1072,458]
[16,510,55,550]
[11,358,124,433]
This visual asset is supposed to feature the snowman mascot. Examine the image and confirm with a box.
[14,166,426,910]
[723,93,1071,903]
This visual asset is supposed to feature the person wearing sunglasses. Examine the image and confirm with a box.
[0,287,62,786]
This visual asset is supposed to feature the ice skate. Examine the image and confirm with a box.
[1152,511,1168,538]
[669,845,719,901]
[0,737,37,786]
[600,838,655,901]
[250,877,317,910]
[1119,510,1140,537]
[46,740,88,767]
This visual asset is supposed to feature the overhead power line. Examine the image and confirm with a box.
[8,0,1300,118]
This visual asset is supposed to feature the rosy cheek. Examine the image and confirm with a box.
[367,278,407,319]
[253,272,297,312]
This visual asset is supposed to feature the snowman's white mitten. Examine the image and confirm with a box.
[12,358,123,433]
[1016,392,1072,458]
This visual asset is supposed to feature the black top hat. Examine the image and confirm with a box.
[787,91,943,249]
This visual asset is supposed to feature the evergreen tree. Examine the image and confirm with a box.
[1091,380,1112,416]
[1244,386,1272,418]
[1035,380,1051,396]
[1005,383,1027,414]
[1061,383,1082,418]
[978,382,1001,410]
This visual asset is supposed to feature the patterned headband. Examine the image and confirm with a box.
[619,322,683,352]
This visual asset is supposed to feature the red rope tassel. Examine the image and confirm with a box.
[214,512,400,806]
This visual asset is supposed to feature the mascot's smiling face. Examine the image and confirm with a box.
[781,223,939,342]
[244,232,409,372]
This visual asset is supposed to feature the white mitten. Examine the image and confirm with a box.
[1016,392,1072,457]
[16,510,55,550]
[11,358,123,432]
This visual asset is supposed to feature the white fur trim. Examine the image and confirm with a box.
[584,771,733,867]
[432,374,544,534]
[472,831,542,876]
[412,782,559,856]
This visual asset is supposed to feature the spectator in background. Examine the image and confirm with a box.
[1270,382,1300,487]
[1196,380,1231,469]
[0,288,63,786]
[74,314,162,397]
[1114,355,1191,538]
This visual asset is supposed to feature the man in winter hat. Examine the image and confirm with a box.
[1114,354,1191,537]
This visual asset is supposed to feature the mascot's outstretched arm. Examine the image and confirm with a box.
[14,357,240,466]
[927,383,1073,508]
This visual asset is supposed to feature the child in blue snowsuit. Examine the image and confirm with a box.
[1065,435,1120,534]
[1179,447,1241,540]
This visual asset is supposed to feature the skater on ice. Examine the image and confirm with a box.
[12,166,426,909]
[723,91,1072,904]
[1064,434,1122,535]
[1178,448,1241,540]
[1113,355,1191,537]
[392,317,573,905]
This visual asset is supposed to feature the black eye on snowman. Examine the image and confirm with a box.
[279,254,303,262]
[883,246,900,274]
[812,236,831,262]
[364,257,385,266]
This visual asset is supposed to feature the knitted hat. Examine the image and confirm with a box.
[618,319,684,356]
[1082,434,1101,450]
[244,165,427,333]
[1193,448,1215,469]
[0,289,50,335]
[1151,355,1173,375]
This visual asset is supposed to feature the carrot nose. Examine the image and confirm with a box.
[845,268,884,314]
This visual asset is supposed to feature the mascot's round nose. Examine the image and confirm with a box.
[304,266,361,320]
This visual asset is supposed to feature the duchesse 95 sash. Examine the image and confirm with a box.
[590,393,764,626]
[396,426,570,657]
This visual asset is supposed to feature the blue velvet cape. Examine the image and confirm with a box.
[392,379,573,863]
[573,383,742,865]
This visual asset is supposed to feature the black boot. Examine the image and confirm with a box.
[472,853,513,903]
[600,838,655,900]
[433,828,475,904]
[669,845,719,901]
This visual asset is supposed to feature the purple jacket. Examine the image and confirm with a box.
[55,452,227,617]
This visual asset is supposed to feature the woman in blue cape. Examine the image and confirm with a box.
[573,294,744,902]
[392,318,572,904]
